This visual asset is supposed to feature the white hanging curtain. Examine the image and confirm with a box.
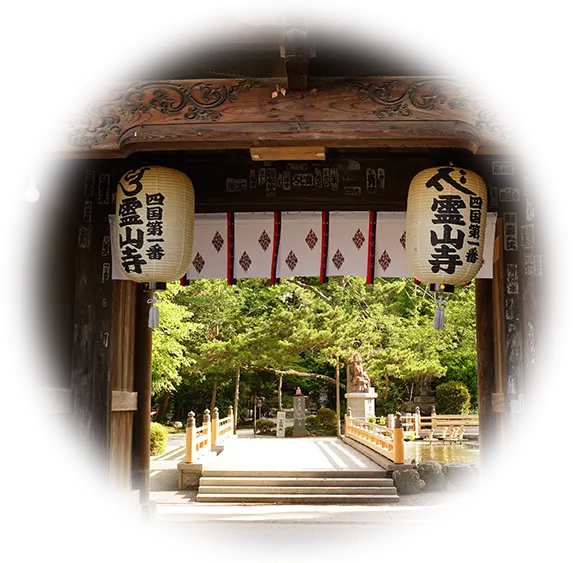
[110,211,496,281]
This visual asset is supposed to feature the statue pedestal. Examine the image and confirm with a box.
[345,388,378,420]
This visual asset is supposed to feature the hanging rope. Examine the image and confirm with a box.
[433,293,448,331]
[148,293,159,329]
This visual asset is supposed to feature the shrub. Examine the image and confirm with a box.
[316,408,337,427]
[305,409,337,436]
[436,381,471,414]
[150,422,168,456]
[255,418,276,435]
[285,426,294,437]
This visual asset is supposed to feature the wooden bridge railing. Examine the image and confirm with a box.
[385,407,479,439]
[184,410,211,464]
[211,406,234,447]
[345,410,404,464]
[184,406,236,464]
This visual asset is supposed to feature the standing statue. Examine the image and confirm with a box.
[351,353,371,392]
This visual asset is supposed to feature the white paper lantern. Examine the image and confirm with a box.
[406,166,487,291]
[114,166,195,282]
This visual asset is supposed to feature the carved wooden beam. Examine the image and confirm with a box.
[53,77,515,158]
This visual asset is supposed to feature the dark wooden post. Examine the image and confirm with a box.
[475,278,497,463]
[133,286,153,510]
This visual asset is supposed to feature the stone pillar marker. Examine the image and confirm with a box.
[292,387,306,437]
[276,411,286,437]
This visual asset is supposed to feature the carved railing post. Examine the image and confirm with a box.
[393,412,405,464]
[204,409,211,448]
[211,407,219,446]
[387,412,395,430]
[345,407,352,436]
[185,411,195,464]
[228,406,234,434]
[415,406,421,437]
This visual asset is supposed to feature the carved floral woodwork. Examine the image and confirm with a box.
[55,77,514,157]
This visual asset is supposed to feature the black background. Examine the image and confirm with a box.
[11,0,574,561]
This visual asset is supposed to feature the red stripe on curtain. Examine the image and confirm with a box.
[270,211,281,284]
[227,212,235,285]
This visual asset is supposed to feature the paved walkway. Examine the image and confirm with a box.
[206,435,382,472]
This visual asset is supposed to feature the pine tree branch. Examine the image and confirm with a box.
[287,279,333,305]
[259,367,346,390]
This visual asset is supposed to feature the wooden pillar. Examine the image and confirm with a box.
[491,218,506,451]
[335,361,341,437]
[475,278,497,462]
[132,286,153,507]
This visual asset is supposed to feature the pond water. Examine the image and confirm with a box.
[403,440,480,465]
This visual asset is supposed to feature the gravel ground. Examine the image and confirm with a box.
[395,490,480,508]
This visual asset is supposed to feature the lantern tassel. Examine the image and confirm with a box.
[433,294,447,331]
[148,293,159,329]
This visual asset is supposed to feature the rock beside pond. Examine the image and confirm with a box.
[443,462,477,489]
[417,460,446,491]
[172,421,183,429]
[392,468,425,494]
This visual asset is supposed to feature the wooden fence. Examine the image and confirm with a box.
[345,411,405,464]
[184,406,235,464]
[390,407,479,440]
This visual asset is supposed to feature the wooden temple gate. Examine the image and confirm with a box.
[42,23,540,504]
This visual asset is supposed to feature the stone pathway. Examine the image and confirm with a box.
[205,436,382,472]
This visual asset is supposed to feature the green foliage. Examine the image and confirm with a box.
[159,276,477,431]
[438,348,478,408]
[316,407,337,426]
[150,422,168,456]
[436,381,471,414]
[305,409,337,436]
[285,426,294,437]
[255,419,276,435]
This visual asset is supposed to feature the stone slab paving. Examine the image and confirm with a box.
[203,436,383,471]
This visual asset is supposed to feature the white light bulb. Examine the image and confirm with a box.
[24,185,40,202]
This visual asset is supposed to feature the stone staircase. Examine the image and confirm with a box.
[196,469,399,504]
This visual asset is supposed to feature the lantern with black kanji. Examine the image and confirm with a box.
[406,165,487,328]
[114,166,195,282]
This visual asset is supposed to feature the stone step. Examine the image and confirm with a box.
[201,469,388,478]
[200,477,394,488]
[195,493,400,504]
[198,486,398,495]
